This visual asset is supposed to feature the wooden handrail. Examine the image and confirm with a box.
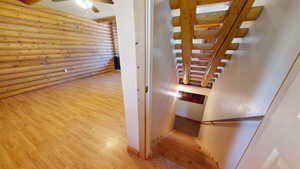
[201,115,264,124]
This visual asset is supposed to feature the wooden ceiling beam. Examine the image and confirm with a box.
[176,53,232,60]
[173,28,249,40]
[191,74,218,78]
[177,66,206,72]
[174,30,218,39]
[179,0,197,84]
[176,53,212,59]
[178,72,222,79]
[170,0,230,10]
[172,6,263,26]
[178,72,218,79]
[191,72,218,78]
[175,43,239,50]
[95,16,116,23]
[177,66,222,73]
[177,60,208,66]
[93,0,114,4]
[177,60,225,67]
[201,0,263,87]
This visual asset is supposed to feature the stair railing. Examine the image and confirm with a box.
[201,115,264,124]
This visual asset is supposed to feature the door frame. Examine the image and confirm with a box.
[144,0,154,158]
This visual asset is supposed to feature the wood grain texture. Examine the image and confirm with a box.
[170,0,230,9]
[170,0,263,87]
[95,16,116,23]
[0,72,174,169]
[0,0,116,99]
[201,2,263,86]
[179,0,197,84]
[172,6,263,26]
[154,130,219,169]
[173,28,249,40]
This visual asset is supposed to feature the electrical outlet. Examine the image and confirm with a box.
[64,68,68,73]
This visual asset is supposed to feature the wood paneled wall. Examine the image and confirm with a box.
[0,0,115,99]
[112,22,119,57]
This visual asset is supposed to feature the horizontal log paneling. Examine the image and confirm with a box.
[0,70,113,99]
[0,0,116,99]
[174,43,239,50]
[0,23,112,41]
[112,22,119,57]
[0,62,113,81]
[0,49,114,56]
[0,65,113,87]
[0,56,113,69]
[0,53,114,62]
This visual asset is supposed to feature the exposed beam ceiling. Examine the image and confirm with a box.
[170,0,263,88]
[173,28,249,40]
[172,6,263,27]
[175,43,239,50]
[170,0,230,10]
[93,0,114,4]
[179,0,197,84]
[201,1,263,87]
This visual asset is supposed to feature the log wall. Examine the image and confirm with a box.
[112,21,119,57]
[0,0,115,99]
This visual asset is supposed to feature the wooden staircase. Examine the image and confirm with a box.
[153,130,219,169]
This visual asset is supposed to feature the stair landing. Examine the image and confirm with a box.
[154,130,219,169]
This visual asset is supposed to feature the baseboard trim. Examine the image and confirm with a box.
[127,146,141,157]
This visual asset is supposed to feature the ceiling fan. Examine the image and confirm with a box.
[52,0,113,13]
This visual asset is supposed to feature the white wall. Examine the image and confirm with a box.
[151,0,178,140]
[114,0,143,152]
[237,54,300,169]
[178,84,211,96]
[198,0,300,168]
[176,99,204,121]
[114,0,177,154]
[199,121,260,169]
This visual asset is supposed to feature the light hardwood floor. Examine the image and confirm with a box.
[154,130,219,169]
[0,72,172,169]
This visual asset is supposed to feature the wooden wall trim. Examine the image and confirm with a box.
[95,16,116,23]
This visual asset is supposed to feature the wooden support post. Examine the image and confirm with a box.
[200,0,248,87]
[179,0,197,84]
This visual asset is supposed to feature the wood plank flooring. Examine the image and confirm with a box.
[154,130,219,169]
[0,72,172,169]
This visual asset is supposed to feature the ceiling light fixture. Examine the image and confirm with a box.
[75,0,93,9]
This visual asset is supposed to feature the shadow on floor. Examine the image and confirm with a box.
[153,130,219,169]
[174,116,201,137]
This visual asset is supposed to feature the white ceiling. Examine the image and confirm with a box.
[38,0,115,20]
